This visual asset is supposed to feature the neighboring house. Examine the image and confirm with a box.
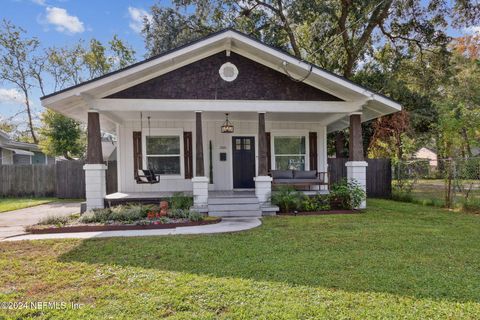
[0,130,54,165]
[41,29,401,213]
[414,147,438,167]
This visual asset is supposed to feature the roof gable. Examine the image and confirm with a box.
[107,52,342,101]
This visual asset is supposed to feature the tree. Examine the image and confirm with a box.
[0,20,40,143]
[39,110,84,159]
[38,35,135,158]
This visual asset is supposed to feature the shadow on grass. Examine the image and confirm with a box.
[59,199,480,303]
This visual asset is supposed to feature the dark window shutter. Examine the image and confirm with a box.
[184,132,193,179]
[266,132,271,173]
[133,131,142,179]
[309,132,318,171]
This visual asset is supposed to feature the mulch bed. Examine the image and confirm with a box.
[26,218,221,234]
[277,210,362,216]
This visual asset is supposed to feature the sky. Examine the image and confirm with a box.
[0,0,163,124]
[0,0,478,130]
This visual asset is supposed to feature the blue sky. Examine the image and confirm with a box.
[0,0,478,130]
[0,0,163,124]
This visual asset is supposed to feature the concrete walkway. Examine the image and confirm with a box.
[3,217,262,241]
[0,202,80,240]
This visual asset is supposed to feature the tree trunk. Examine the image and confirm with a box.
[23,89,38,144]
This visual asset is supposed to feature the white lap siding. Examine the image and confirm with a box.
[116,115,327,193]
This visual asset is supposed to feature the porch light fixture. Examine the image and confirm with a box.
[221,113,234,133]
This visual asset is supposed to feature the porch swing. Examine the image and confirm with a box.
[135,112,160,184]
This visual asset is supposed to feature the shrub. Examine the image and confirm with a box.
[170,193,193,210]
[38,215,70,226]
[80,204,153,224]
[272,186,302,213]
[301,194,331,212]
[329,178,365,210]
[80,208,112,224]
[109,204,150,222]
[168,208,189,219]
[462,198,480,213]
[188,211,203,222]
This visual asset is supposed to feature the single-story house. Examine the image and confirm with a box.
[0,130,54,165]
[414,147,438,167]
[40,29,401,215]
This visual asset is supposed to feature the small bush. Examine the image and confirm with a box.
[188,211,203,222]
[80,208,112,224]
[170,193,193,210]
[329,179,365,210]
[110,204,150,222]
[272,187,302,213]
[301,194,331,212]
[168,208,189,219]
[462,198,480,213]
[38,215,70,226]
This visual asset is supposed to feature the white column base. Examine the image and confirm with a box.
[192,176,209,209]
[83,164,107,211]
[254,176,273,205]
[345,161,368,209]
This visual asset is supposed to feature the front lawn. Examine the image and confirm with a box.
[1,199,480,318]
[0,198,57,213]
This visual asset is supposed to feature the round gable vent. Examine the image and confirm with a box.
[219,62,238,82]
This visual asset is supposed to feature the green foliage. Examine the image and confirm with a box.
[271,186,302,213]
[37,214,70,226]
[80,204,152,224]
[39,109,85,159]
[170,192,193,210]
[330,179,366,210]
[301,194,331,212]
[168,208,204,221]
[188,211,203,222]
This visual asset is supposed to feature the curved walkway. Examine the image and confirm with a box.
[2,218,262,241]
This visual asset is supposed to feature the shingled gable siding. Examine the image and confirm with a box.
[106,52,343,101]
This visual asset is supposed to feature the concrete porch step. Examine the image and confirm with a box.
[208,197,260,205]
[208,203,261,211]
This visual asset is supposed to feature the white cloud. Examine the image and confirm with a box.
[0,88,25,105]
[128,6,152,33]
[44,7,85,34]
[463,26,480,35]
[31,0,46,6]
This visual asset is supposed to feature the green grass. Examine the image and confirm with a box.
[1,199,480,318]
[0,198,58,213]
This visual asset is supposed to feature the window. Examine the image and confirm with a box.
[146,136,181,175]
[274,136,306,171]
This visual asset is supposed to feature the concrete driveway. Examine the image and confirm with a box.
[0,202,80,239]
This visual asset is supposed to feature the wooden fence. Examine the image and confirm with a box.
[0,160,117,198]
[0,164,56,197]
[328,158,392,198]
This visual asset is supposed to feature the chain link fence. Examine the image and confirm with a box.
[393,157,480,212]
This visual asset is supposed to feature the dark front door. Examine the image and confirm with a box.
[232,137,256,189]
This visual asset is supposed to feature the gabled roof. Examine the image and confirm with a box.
[41,28,401,132]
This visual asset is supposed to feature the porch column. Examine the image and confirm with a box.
[345,113,368,209]
[254,112,272,207]
[192,111,208,210]
[84,110,107,211]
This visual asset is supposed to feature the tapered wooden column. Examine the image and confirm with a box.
[195,111,204,176]
[348,113,363,161]
[84,110,107,210]
[346,112,367,209]
[87,111,103,164]
[258,112,268,176]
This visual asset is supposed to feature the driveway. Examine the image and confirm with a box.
[0,202,80,239]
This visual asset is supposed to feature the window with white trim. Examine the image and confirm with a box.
[146,135,181,175]
[273,136,306,170]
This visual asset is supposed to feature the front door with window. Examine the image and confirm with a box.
[232,137,255,189]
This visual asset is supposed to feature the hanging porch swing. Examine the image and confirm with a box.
[135,112,160,184]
